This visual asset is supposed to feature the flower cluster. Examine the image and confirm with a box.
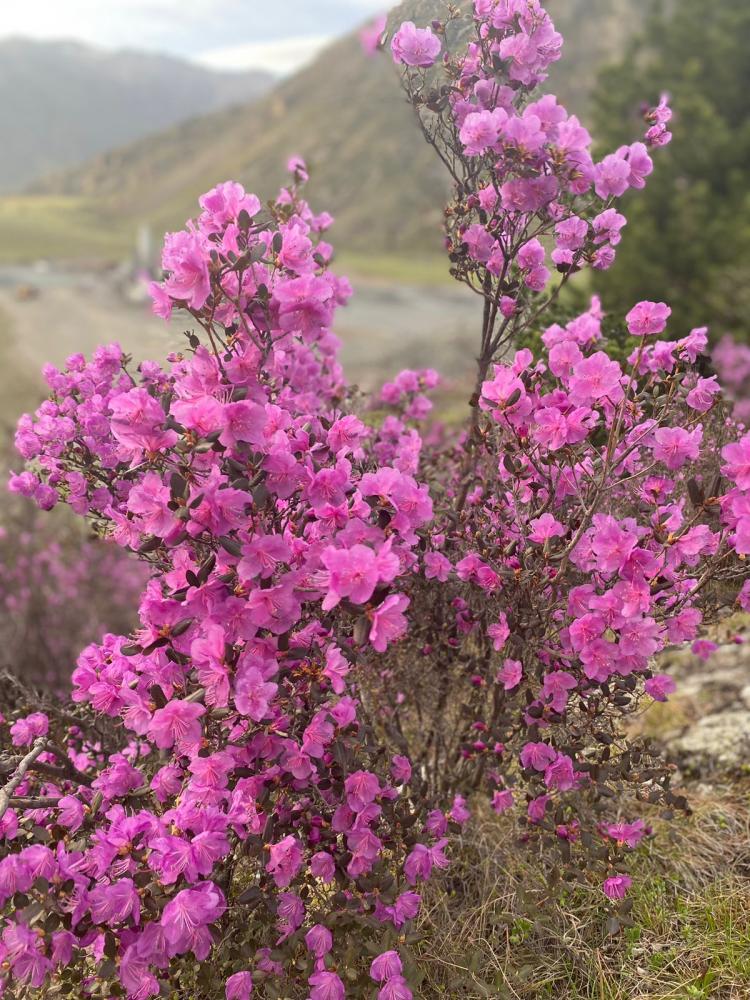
[0,169,445,999]
[0,498,145,690]
[0,2,748,997]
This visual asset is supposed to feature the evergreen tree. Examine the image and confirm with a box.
[592,0,750,339]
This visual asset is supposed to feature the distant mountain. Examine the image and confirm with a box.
[0,38,274,193]
[22,1,651,260]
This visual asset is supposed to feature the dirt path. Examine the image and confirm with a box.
[0,272,480,432]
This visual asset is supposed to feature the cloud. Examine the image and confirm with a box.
[0,0,388,60]
[198,34,334,76]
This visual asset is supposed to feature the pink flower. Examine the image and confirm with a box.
[606,819,646,849]
[379,979,413,1000]
[310,852,336,883]
[722,434,750,490]
[492,789,514,814]
[360,14,387,56]
[10,712,48,747]
[652,425,702,470]
[126,471,174,537]
[626,301,671,337]
[686,376,720,412]
[460,108,506,156]
[520,742,557,771]
[160,881,226,959]
[603,875,632,900]
[161,229,211,310]
[368,594,410,652]
[344,771,380,812]
[391,755,412,784]
[234,665,278,721]
[568,353,623,405]
[544,753,576,791]
[404,839,449,884]
[371,951,403,982]
[147,700,205,752]
[226,971,253,1000]
[266,835,303,888]
[391,21,442,67]
[488,614,510,651]
[644,674,676,702]
[308,970,346,1000]
[529,513,565,543]
[497,659,523,690]
[322,543,399,610]
[594,152,631,199]
[88,878,140,926]
[305,924,333,958]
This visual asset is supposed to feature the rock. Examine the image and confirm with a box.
[670,710,750,773]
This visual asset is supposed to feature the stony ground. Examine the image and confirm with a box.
[0,267,480,431]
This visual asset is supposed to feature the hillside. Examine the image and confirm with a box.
[0,38,274,193]
[15,0,650,263]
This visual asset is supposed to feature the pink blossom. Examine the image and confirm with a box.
[147,700,205,752]
[361,14,387,56]
[652,425,702,470]
[603,875,632,900]
[226,971,253,1000]
[266,836,303,888]
[644,674,676,702]
[529,513,565,543]
[371,950,403,982]
[497,659,523,690]
[626,301,671,337]
[391,21,442,67]
[309,971,346,1000]
[368,594,410,652]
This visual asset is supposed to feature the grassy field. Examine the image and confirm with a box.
[0,194,455,289]
[0,195,135,264]
[415,782,750,999]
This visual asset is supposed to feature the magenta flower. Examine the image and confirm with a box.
[305,924,333,958]
[603,875,633,900]
[310,851,336,883]
[391,21,442,67]
[368,594,410,652]
[379,977,414,1000]
[344,771,381,812]
[147,700,205,752]
[626,300,671,336]
[360,14,388,56]
[226,971,253,1000]
[160,882,226,959]
[644,674,676,702]
[308,970,346,1000]
[492,789,514,814]
[497,659,523,691]
[370,950,403,982]
[266,835,303,888]
[10,712,48,747]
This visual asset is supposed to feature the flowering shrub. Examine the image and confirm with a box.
[712,334,750,425]
[0,496,145,691]
[1,2,749,997]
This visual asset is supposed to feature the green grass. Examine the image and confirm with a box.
[0,195,134,264]
[0,195,456,290]
[336,251,454,287]
[414,783,750,999]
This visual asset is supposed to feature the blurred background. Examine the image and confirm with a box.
[0,0,748,684]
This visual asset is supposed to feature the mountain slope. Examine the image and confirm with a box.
[0,38,274,193]
[22,0,651,260]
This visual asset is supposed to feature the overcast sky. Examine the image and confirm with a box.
[0,0,388,74]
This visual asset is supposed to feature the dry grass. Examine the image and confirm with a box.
[411,782,750,999]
